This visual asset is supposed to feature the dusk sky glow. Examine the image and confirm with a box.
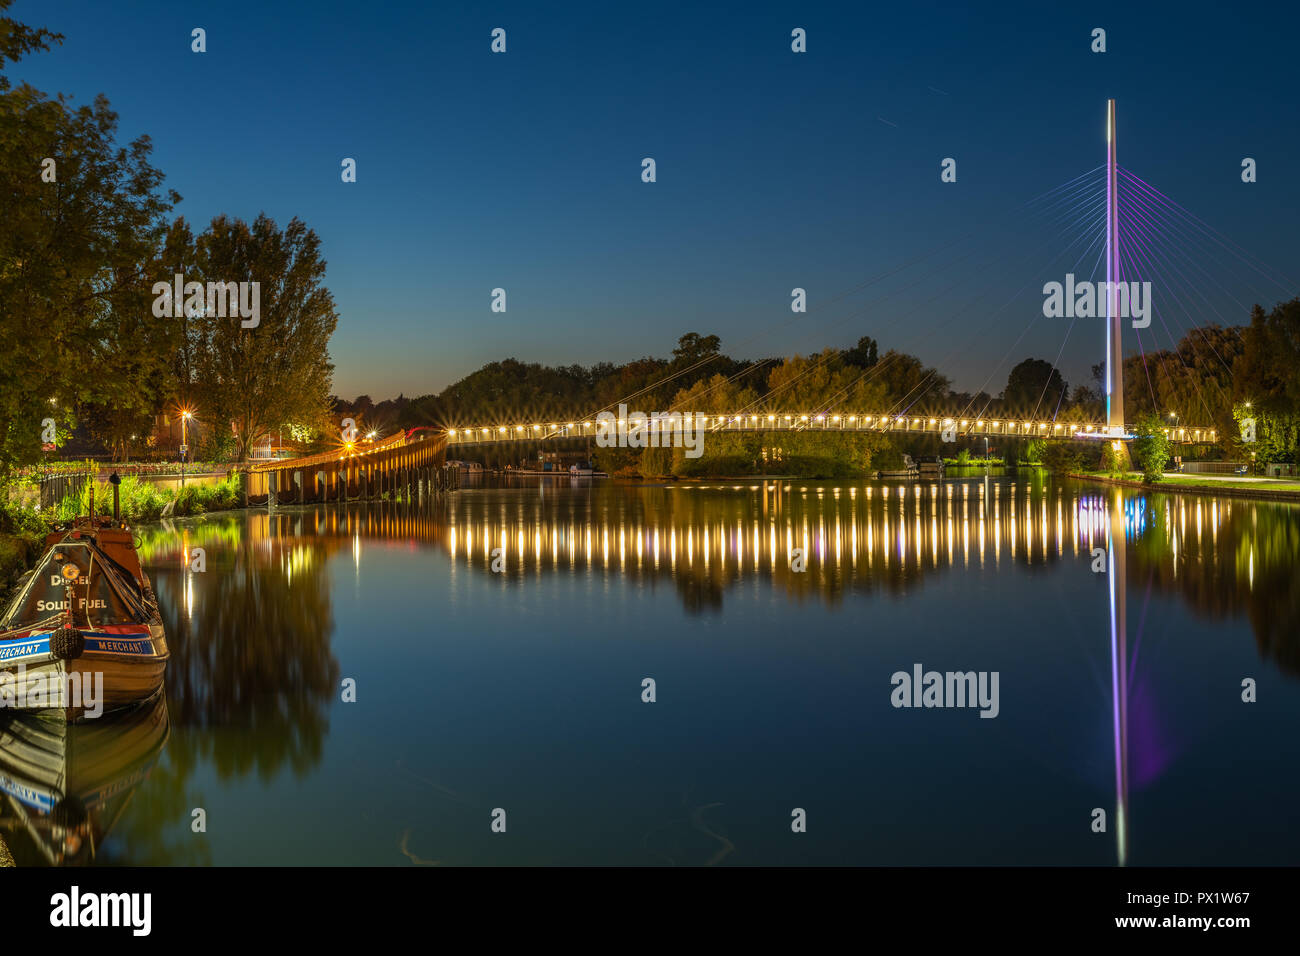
[13,0,1300,399]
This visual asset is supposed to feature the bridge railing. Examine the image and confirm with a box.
[444,415,1217,445]
[249,429,435,473]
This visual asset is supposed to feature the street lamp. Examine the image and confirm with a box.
[181,409,193,488]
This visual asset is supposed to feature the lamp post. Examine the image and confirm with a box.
[181,410,193,488]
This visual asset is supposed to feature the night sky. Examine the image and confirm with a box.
[11,0,1300,399]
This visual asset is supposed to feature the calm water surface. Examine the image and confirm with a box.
[4,474,1298,865]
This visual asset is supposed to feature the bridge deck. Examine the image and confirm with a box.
[445,414,1216,446]
[244,428,451,503]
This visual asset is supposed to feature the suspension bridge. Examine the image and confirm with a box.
[444,414,1215,447]
[265,99,1297,477]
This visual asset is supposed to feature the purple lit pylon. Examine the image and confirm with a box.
[1106,100,1124,433]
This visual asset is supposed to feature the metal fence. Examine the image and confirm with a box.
[1177,461,1248,475]
[38,471,94,511]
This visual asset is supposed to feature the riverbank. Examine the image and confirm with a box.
[0,473,251,602]
[1069,471,1300,502]
[0,533,35,590]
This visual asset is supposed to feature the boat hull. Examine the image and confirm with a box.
[0,625,168,721]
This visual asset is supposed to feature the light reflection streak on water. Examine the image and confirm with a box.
[424,483,1231,585]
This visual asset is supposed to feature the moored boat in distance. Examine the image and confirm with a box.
[0,478,168,721]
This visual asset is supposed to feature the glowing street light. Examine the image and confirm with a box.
[179,408,195,488]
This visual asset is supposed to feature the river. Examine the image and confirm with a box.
[3,474,1297,865]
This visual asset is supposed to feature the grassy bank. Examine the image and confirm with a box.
[1070,471,1300,502]
[0,474,248,599]
[49,474,244,524]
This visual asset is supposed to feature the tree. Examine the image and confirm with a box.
[0,1,58,73]
[1234,300,1300,462]
[1062,385,1103,422]
[1131,412,1171,481]
[873,350,950,413]
[842,335,879,369]
[185,214,338,462]
[1,2,178,471]
[672,333,721,366]
[1003,359,1067,417]
[665,373,761,476]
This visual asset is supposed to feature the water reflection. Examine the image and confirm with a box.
[440,478,1296,649]
[1,476,1294,865]
[144,514,341,779]
[0,691,171,865]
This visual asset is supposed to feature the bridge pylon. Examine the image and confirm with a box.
[1105,99,1132,467]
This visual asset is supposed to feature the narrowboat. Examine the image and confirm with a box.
[0,480,168,721]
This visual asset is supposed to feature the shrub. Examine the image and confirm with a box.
[1131,413,1171,482]
[1042,442,1085,474]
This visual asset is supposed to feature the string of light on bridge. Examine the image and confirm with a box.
[445,415,1216,445]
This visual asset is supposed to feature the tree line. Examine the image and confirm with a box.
[375,306,1300,478]
[1,2,338,473]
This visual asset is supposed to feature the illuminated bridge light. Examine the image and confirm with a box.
[768,415,775,421]
[448,428,457,436]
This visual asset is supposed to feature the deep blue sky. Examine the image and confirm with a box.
[11,0,1300,400]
